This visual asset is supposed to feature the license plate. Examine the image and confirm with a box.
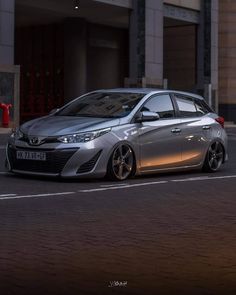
[16,151,46,161]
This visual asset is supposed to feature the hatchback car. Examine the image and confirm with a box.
[6,89,228,180]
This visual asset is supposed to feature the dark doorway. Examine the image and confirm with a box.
[164,21,197,91]
[87,24,129,92]
[15,24,64,122]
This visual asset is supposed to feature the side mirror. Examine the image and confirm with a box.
[135,111,160,123]
[49,108,59,115]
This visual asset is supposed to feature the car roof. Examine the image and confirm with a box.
[96,88,204,100]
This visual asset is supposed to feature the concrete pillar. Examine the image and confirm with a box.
[196,1,204,91]
[145,0,163,86]
[126,0,163,88]
[0,0,15,65]
[197,0,218,111]
[211,0,218,112]
[128,0,145,84]
[64,18,87,102]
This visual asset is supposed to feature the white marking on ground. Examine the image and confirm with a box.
[0,192,75,201]
[171,176,210,182]
[0,174,236,200]
[79,175,236,193]
[172,175,236,182]
[100,183,129,188]
[79,181,168,193]
[0,194,17,197]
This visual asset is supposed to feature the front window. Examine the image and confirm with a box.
[57,92,145,118]
[141,94,175,119]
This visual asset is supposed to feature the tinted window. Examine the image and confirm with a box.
[194,99,209,116]
[57,92,144,118]
[175,95,197,118]
[199,99,213,113]
[141,94,175,119]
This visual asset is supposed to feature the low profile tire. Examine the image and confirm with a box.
[107,144,135,181]
[203,141,224,172]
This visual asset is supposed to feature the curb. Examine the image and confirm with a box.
[225,125,236,128]
[0,134,10,145]
[0,128,11,134]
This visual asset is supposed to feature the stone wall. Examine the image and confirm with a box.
[0,0,15,65]
[219,0,236,122]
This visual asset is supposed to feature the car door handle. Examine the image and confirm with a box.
[202,125,211,130]
[171,128,181,133]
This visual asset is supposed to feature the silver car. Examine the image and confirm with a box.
[6,89,228,180]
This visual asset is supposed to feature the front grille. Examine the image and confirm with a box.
[77,150,102,174]
[8,146,77,174]
[19,134,58,145]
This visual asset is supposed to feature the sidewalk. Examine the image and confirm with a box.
[225,123,236,136]
[0,128,11,134]
[0,128,11,145]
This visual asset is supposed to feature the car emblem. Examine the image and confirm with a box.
[29,137,41,146]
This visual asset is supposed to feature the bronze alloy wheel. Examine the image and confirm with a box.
[109,144,134,180]
[204,141,224,172]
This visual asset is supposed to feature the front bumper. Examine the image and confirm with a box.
[6,141,108,179]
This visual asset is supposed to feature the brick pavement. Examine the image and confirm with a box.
[0,179,236,295]
[0,126,236,295]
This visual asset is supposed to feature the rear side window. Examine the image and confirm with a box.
[198,99,213,113]
[175,95,197,118]
[194,99,211,115]
[141,94,175,119]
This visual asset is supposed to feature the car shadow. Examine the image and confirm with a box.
[3,165,230,185]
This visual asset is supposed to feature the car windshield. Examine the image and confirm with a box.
[56,92,145,118]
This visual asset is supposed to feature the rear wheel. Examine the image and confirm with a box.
[107,144,135,180]
[203,141,224,172]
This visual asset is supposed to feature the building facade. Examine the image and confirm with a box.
[219,0,236,123]
[0,0,235,125]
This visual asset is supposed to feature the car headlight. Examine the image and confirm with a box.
[58,128,111,143]
[11,128,24,139]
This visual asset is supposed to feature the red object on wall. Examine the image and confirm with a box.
[0,103,12,127]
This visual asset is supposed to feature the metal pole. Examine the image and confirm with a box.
[208,83,212,108]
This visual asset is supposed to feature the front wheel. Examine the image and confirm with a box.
[107,144,135,181]
[203,141,224,172]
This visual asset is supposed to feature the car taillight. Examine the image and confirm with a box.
[215,116,225,128]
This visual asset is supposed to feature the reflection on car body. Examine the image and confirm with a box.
[6,89,228,180]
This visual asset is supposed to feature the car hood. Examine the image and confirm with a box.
[21,115,120,136]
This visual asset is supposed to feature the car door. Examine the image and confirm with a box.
[138,93,182,172]
[173,94,208,166]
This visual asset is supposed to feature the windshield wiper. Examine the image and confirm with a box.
[56,113,119,118]
[76,114,118,118]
